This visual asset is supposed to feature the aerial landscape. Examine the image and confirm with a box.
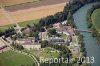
[0,0,100,66]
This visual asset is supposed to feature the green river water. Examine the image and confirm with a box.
[73,3,100,66]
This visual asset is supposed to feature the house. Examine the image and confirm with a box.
[0,40,7,50]
[47,37,65,44]
[61,20,67,25]
[14,25,22,33]
[53,23,61,28]
[22,42,41,50]
[53,23,75,36]
[22,28,32,34]
[56,28,63,34]
[39,32,47,40]
[53,23,75,35]
[53,20,67,28]
[15,38,41,50]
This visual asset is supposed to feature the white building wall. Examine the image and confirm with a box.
[63,32,70,35]
[22,45,41,50]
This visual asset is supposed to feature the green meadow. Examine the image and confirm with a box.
[0,50,34,66]
[91,8,100,32]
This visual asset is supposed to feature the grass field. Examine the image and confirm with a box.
[30,47,59,59]
[0,50,34,66]
[0,0,41,6]
[72,36,77,44]
[0,19,40,32]
[18,19,40,27]
[91,8,100,32]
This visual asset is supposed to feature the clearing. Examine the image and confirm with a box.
[91,8,100,32]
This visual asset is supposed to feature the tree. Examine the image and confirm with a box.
[40,27,45,32]
[11,44,24,50]
[27,24,31,28]
[67,12,75,27]
[33,31,39,38]
[0,30,3,37]
[47,28,57,36]
[41,40,48,48]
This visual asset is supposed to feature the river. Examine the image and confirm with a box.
[73,3,100,66]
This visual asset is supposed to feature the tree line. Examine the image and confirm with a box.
[39,0,100,28]
[64,0,100,14]
[0,27,16,37]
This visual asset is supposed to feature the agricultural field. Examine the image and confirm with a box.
[0,50,34,66]
[0,0,68,26]
[91,8,100,32]
[0,0,41,6]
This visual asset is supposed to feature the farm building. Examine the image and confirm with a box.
[39,32,47,40]
[22,28,32,34]
[47,37,65,44]
[0,40,7,50]
[0,39,10,53]
[15,38,41,50]
[22,43,41,50]
[53,23,75,36]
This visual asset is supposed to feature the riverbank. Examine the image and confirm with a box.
[87,4,100,42]
[91,8,100,32]
[73,2,100,66]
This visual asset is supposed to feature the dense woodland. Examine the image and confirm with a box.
[39,0,100,28]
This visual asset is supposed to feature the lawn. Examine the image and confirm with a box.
[30,47,59,59]
[91,8,100,32]
[0,19,40,32]
[60,33,68,40]
[72,36,77,44]
[0,50,34,66]
[0,27,9,32]
[18,19,40,27]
